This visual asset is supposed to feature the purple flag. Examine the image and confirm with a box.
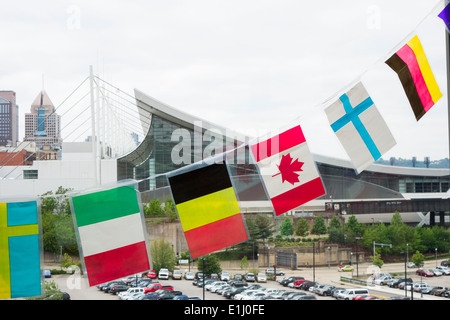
[438,3,450,31]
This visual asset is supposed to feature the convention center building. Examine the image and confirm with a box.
[117,89,450,227]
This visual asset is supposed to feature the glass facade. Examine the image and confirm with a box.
[118,110,450,205]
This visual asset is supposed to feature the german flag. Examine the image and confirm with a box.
[168,164,248,259]
[386,35,442,121]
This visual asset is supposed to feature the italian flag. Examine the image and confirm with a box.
[71,185,150,286]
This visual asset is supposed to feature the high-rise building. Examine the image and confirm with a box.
[24,90,62,150]
[0,91,19,147]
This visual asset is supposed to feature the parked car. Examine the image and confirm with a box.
[172,270,182,280]
[416,269,434,277]
[206,281,227,291]
[244,273,255,282]
[300,281,317,291]
[430,286,450,296]
[337,288,370,300]
[390,278,412,288]
[102,280,126,293]
[436,266,450,275]
[144,283,174,293]
[265,268,285,276]
[280,276,304,287]
[131,278,155,288]
[224,287,247,299]
[233,274,243,281]
[430,269,443,276]
[283,291,308,300]
[234,289,262,300]
[195,272,204,280]
[147,270,157,279]
[441,260,449,267]
[398,282,413,290]
[312,284,327,294]
[110,284,129,294]
[172,295,201,300]
[316,285,336,296]
[421,286,438,294]
[292,278,308,289]
[229,280,247,288]
[210,273,219,280]
[330,287,346,298]
[158,268,169,280]
[412,282,431,293]
[118,287,145,300]
[184,271,195,280]
[291,294,317,300]
[373,275,395,285]
[220,272,230,281]
[256,273,267,283]
[146,290,183,300]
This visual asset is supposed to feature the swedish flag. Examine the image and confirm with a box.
[0,201,41,299]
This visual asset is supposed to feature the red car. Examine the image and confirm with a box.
[416,269,434,277]
[147,270,157,279]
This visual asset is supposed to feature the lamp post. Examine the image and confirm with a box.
[435,248,438,267]
[313,242,316,282]
[202,258,205,300]
[400,250,407,298]
[350,252,353,278]
[328,247,331,269]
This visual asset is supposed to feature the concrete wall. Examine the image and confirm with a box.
[145,220,359,270]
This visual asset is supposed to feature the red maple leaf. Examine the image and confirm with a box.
[272,153,304,185]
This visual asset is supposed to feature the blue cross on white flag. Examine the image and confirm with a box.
[324,81,396,174]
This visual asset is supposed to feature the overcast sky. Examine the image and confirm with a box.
[0,0,448,162]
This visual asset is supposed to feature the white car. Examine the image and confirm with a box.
[239,290,267,300]
[118,287,145,300]
[210,283,228,293]
[431,269,443,276]
[158,268,169,280]
[220,272,230,281]
[373,275,395,286]
[184,271,195,280]
[413,282,430,292]
[234,290,262,300]
[126,292,145,300]
[206,281,226,291]
[436,266,450,275]
[337,289,370,300]
[256,273,267,283]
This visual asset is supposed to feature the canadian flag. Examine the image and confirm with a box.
[250,125,326,216]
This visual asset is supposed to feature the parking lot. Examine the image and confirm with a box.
[48,259,450,301]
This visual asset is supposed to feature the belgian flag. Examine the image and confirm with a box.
[168,164,248,259]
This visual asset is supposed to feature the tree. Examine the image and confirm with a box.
[411,251,425,267]
[295,218,309,237]
[328,216,344,243]
[279,217,294,237]
[164,198,177,221]
[344,215,362,244]
[311,216,327,235]
[240,256,249,271]
[144,198,164,216]
[149,238,176,273]
[371,252,384,269]
[40,187,77,255]
[197,255,222,276]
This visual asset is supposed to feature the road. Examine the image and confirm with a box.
[48,259,450,301]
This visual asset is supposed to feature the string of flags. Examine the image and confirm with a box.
[1,1,449,297]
